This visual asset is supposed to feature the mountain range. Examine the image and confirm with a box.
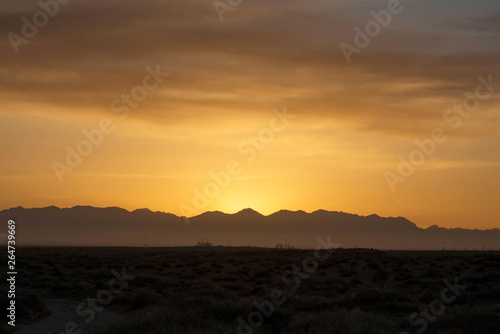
[1,206,499,250]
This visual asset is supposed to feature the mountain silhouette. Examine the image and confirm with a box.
[0,206,498,250]
[234,208,264,218]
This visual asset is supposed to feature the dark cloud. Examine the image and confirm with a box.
[1,0,499,135]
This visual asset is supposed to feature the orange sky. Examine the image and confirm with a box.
[1,0,499,229]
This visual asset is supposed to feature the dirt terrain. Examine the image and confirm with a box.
[13,299,124,334]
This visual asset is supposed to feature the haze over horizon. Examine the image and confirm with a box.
[2,205,499,249]
[1,0,500,230]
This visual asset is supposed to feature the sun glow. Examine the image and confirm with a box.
[211,189,278,215]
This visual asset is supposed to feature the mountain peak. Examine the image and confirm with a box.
[426,224,444,230]
[133,208,153,213]
[195,210,227,217]
[234,208,263,217]
[269,209,308,218]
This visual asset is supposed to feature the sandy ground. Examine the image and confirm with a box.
[13,298,124,334]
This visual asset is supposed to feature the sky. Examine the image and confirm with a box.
[1,0,499,229]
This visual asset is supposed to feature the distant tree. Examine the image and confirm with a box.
[275,242,296,250]
[196,240,213,247]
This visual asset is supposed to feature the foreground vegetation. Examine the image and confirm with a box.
[2,247,500,333]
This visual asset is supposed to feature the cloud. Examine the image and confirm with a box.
[0,0,499,138]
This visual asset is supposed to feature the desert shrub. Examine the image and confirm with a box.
[289,308,395,334]
[373,268,389,281]
[431,306,500,334]
[288,295,334,312]
[254,270,272,279]
[43,258,55,267]
[100,299,246,334]
[113,288,163,311]
[424,267,442,278]
[50,266,64,277]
